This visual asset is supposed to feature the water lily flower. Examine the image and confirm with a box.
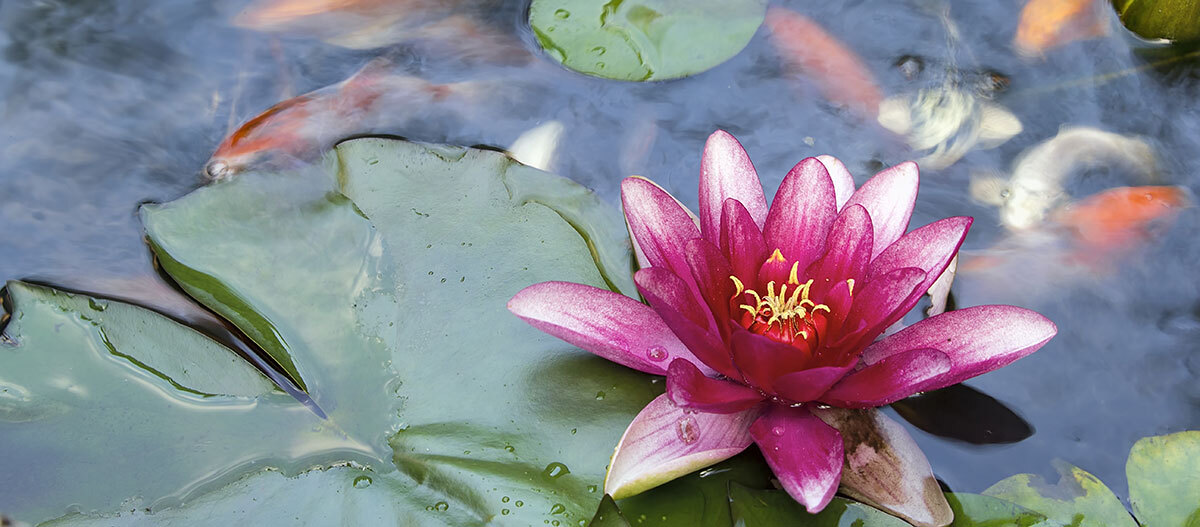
[508,130,1056,525]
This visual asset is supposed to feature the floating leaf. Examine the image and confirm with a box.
[529,0,767,81]
[4,138,657,525]
[1126,431,1200,527]
[943,493,1055,527]
[589,495,632,527]
[614,450,773,526]
[983,460,1134,527]
[726,483,909,527]
[1113,0,1200,42]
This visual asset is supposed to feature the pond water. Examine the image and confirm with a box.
[2,0,1199,521]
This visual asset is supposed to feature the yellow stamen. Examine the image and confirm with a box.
[729,276,745,299]
[735,274,831,339]
[788,262,800,285]
[846,278,855,297]
[767,248,786,263]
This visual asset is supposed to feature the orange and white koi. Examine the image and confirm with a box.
[205,60,456,181]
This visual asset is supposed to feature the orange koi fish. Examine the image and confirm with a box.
[205,60,454,181]
[1052,185,1189,254]
[962,186,1189,276]
[765,6,884,117]
[1014,0,1110,57]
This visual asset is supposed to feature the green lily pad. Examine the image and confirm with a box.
[1113,0,1200,42]
[529,0,767,81]
[726,483,910,527]
[944,493,1058,527]
[0,281,350,523]
[982,460,1134,527]
[1127,431,1200,527]
[614,450,773,526]
[4,138,659,525]
[589,495,632,527]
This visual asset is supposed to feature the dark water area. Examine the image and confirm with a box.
[2,0,1199,516]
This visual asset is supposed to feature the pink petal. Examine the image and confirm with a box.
[763,157,837,271]
[508,281,708,375]
[817,155,856,211]
[667,358,765,414]
[699,130,769,243]
[751,405,844,512]
[870,216,972,319]
[605,394,761,499]
[721,198,769,285]
[771,365,854,403]
[730,328,811,394]
[684,238,736,340]
[845,161,918,260]
[861,305,1057,392]
[805,204,873,299]
[635,268,736,377]
[812,407,952,527]
[839,267,926,346]
[821,348,951,407]
[622,176,703,293]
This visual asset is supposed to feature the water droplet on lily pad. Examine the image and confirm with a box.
[543,462,570,479]
[555,9,570,18]
[432,501,449,511]
[595,391,605,400]
[550,503,567,515]
[352,475,371,489]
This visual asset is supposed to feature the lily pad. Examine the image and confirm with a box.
[1126,431,1200,527]
[529,0,768,81]
[1113,0,1200,42]
[614,450,773,526]
[982,460,1135,527]
[726,483,910,527]
[3,138,661,525]
[944,493,1057,527]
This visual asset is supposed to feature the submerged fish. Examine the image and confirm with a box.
[205,60,460,181]
[961,185,1188,277]
[1052,185,1189,254]
[234,0,525,61]
[1014,0,1110,57]
[969,126,1158,231]
[764,6,883,117]
[878,76,1022,170]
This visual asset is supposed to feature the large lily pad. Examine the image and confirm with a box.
[3,138,663,525]
[727,484,910,527]
[529,0,767,81]
[1113,0,1200,42]
[982,461,1135,527]
[1126,431,1200,527]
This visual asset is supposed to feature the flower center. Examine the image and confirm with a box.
[729,261,832,348]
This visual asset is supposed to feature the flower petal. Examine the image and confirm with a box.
[870,216,972,318]
[667,358,765,414]
[821,348,951,407]
[508,281,708,375]
[721,198,769,286]
[845,161,919,260]
[763,157,837,271]
[861,305,1057,392]
[805,204,873,299]
[812,408,953,527]
[771,365,854,403]
[635,268,736,377]
[699,130,769,242]
[605,394,761,499]
[684,238,736,341]
[817,155,856,211]
[750,405,844,512]
[622,176,703,290]
[730,328,811,394]
[839,266,926,346]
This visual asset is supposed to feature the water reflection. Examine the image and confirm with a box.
[1,0,1198,515]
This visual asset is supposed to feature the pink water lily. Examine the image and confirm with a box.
[508,131,1056,524]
